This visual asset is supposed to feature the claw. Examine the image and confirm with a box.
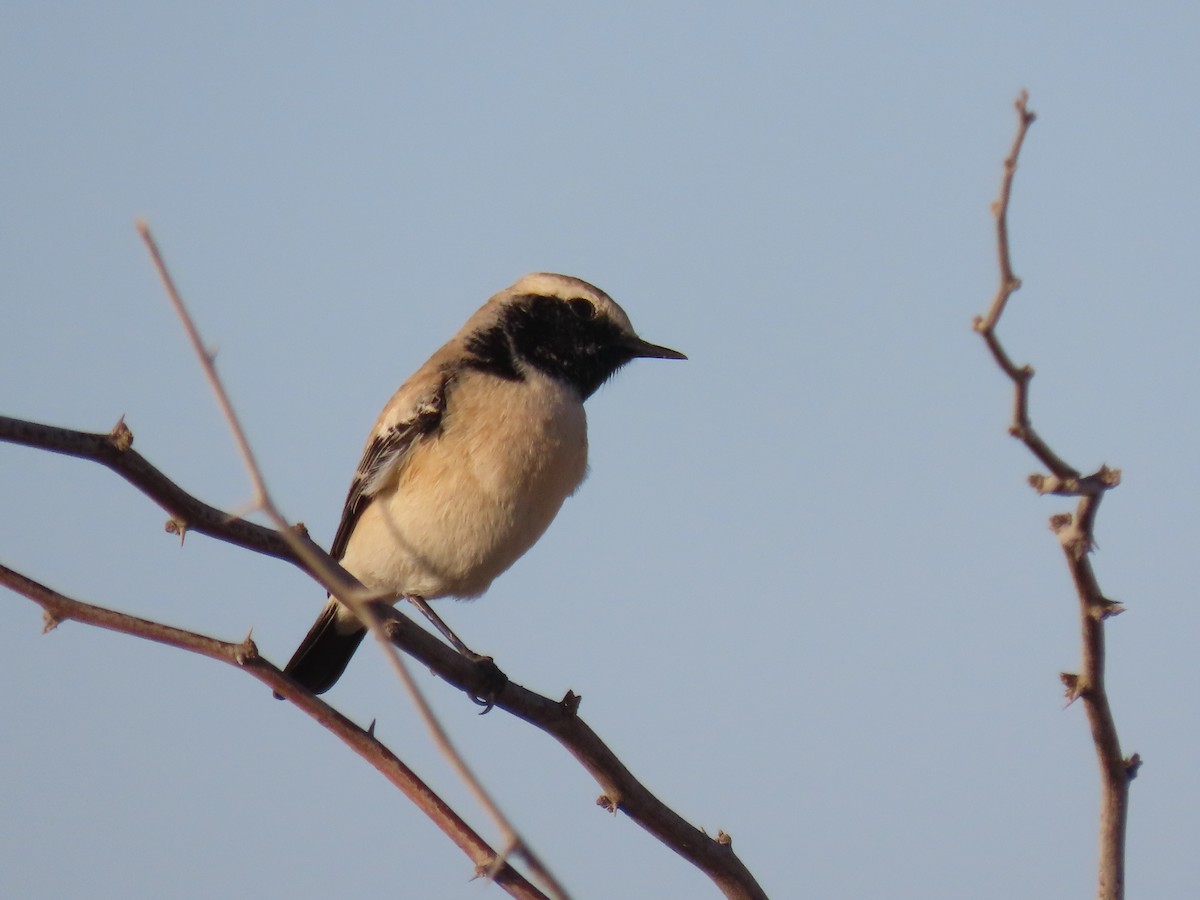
[467,655,507,713]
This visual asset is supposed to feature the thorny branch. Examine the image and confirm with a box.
[1,224,767,900]
[0,562,548,900]
[973,91,1139,900]
[0,414,765,899]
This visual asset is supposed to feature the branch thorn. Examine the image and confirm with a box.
[165,518,189,545]
[42,610,61,633]
[1125,753,1142,780]
[234,632,258,664]
[1060,672,1084,705]
[559,690,582,716]
[108,416,134,451]
[1093,598,1126,620]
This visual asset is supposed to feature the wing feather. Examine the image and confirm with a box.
[328,376,450,560]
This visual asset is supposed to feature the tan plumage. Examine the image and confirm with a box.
[340,362,588,599]
[281,273,684,694]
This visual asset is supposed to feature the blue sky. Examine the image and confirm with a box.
[4,4,1200,898]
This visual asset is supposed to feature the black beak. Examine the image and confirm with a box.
[626,336,687,361]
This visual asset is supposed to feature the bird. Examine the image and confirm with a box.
[280,272,685,695]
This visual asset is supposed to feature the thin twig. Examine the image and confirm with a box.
[0,415,768,898]
[134,224,567,900]
[0,562,548,900]
[135,223,361,592]
[2,240,768,897]
[972,93,1080,482]
[137,221,269,509]
[974,91,1135,900]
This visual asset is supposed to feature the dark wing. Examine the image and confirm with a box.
[328,377,449,560]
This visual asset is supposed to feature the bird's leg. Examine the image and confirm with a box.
[406,595,481,658]
[406,595,506,711]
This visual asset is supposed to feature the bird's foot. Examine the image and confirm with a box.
[466,654,507,713]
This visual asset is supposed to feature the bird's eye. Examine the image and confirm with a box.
[568,298,596,320]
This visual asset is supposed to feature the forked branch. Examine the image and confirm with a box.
[1,224,766,899]
[0,413,766,898]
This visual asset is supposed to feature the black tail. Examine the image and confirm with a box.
[276,600,367,697]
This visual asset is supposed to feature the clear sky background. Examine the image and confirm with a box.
[3,4,1198,899]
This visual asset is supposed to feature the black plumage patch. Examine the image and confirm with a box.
[463,323,523,381]
[500,293,638,399]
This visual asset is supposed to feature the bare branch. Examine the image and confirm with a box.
[974,91,1134,900]
[0,414,308,560]
[977,91,1035,336]
[377,612,766,899]
[972,93,1080,482]
[0,411,767,898]
[137,221,270,511]
[0,562,548,900]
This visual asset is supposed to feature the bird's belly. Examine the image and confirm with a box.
[341,374,588,601]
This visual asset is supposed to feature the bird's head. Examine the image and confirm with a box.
[464,273,686,399]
